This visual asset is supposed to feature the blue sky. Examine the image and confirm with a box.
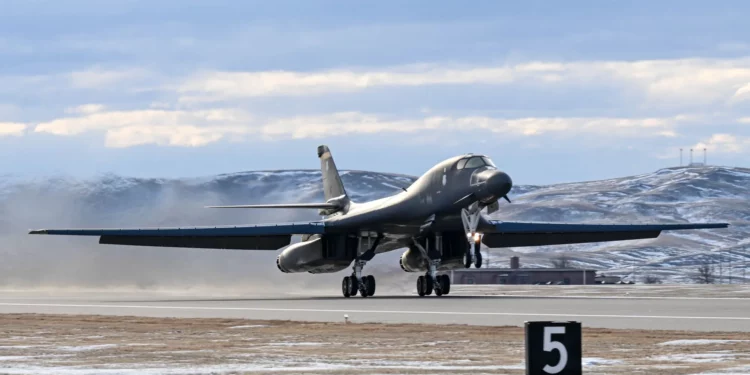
[1,1,749,184]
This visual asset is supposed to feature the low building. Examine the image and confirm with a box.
[450,267,597,285]
[450,256,597,285]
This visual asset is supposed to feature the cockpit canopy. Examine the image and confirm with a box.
[456,155,496,170]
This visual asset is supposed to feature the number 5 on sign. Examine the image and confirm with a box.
[542,327,567,373]
[525,321,581,375]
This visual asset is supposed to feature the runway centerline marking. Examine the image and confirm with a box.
[0,302,749,321]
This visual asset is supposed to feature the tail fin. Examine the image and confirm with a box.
[317,145,349,204]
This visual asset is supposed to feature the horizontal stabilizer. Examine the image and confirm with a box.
[206,203,339,209]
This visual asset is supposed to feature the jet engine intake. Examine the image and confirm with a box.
[399,236,466,273]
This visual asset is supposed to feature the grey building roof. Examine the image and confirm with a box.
[452,268,597,272]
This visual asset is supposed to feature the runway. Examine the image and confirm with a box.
[1,287,749,332]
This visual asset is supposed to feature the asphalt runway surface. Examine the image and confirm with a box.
[0,287,748,332]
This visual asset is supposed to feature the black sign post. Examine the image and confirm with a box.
[525,321,582,375]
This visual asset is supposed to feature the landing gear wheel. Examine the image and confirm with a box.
[359,281,369,298]
[342,277,351,298]
[365,275,376,297]
[348,275,358,297]
[417,276,426,297]
[358,274,370,298]
[439,274,451,295]
[463,250,472,268]
[473,242,482,268]
[425,274,434,296]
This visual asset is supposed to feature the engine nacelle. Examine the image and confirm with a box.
[399,246,426,272]
[276,236,352,274]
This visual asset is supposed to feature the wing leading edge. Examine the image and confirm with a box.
[29,222,326,250]
[481,221,729,248]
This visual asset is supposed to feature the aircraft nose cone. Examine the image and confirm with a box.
[487,170,513,197]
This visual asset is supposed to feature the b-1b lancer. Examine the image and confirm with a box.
[31,146,728,297]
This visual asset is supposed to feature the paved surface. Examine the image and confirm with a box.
[0,288,748,332]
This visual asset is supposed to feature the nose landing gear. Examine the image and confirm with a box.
[461,205,484,269]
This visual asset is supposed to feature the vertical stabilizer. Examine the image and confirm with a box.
[317,145,349,205]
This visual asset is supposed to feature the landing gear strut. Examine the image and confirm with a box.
[411,235,451,297]
[461,204,484,269]
[341,234,381,298]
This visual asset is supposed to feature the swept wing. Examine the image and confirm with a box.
[29,222,325,250]
[481,221,728,248]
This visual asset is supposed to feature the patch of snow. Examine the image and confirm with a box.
[0,356,35,361]
[0,345,43,349]
[651,353,736,363]
[228,324,268,329]
[56,344,118,352]
[660,339,750,346]
[694,365,750,375]
[582,357,623,366]
[267,342,324,347]
[380,182,403,190]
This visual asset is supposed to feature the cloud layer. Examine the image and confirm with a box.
[33,108,698,148]
[176,58,750,108]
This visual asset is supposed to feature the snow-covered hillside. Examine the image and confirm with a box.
[491,166,750,283]
[0,166,747,285]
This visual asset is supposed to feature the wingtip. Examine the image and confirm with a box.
[29,229,46,235]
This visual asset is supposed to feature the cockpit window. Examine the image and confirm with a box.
[464,157,485,169]
[482,157,496,168]
[456,158,468,169]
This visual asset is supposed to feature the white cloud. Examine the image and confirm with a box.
[64,104,106,115]
[732,82,750,101]
[0,122,26,136]
[68,67,148,89]
[33,109,687,148]
[693,133,750,154]
[177,58,750,106]
[35,109,251,147]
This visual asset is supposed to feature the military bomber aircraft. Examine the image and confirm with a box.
[30,145,728,297]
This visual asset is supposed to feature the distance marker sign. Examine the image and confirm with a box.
[525,321,582,375]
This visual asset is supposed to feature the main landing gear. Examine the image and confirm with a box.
[411,236,451,297]
[342,259,378,298]
[342,234,382,298]
[417,274,451,297]
[461,204,484,269]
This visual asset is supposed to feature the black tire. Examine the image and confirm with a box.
[366,275,376,297]
[342,277,351,298]
[417,276,426,297]
[425,275,434,295]
[442,274,451,295]
[463,251,472,268]
[349,276,358,297]
[435,275,444,297]
[474,242,482,268]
